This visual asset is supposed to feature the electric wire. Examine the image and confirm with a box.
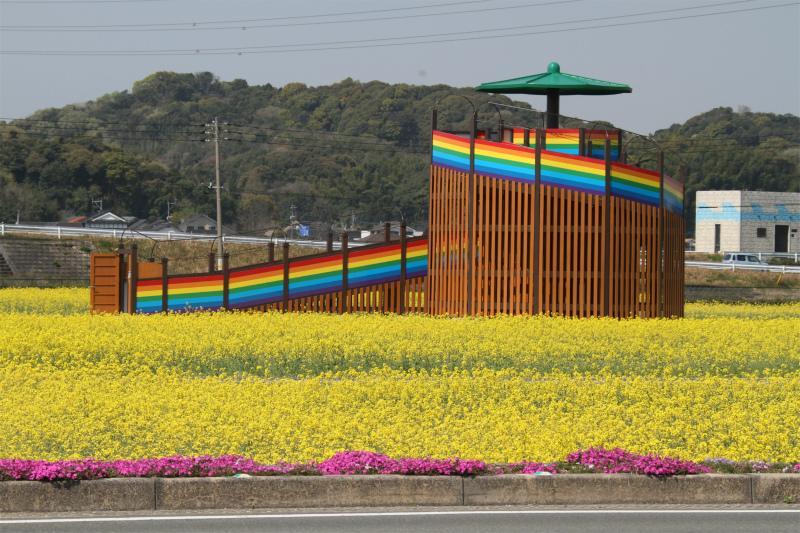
[1,1,585,32]
[2,1,795,56]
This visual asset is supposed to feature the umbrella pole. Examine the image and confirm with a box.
[546,90,560,129]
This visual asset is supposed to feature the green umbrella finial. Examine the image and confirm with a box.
[547,62,560,74]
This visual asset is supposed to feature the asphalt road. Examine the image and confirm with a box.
[1,506,798,533]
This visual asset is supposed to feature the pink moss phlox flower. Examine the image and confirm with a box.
[566,447,710,476]
[316,451,491,476]
[519,462,558,474]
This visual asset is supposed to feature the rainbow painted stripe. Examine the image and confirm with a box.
[474,138,535,182]
[167,274,224,312]
[432,130,471,173]
[664,175,684,213]
[540,150,606,195]
[610,161,660,206]
[136,278,163,313]
[348,242,401,288]
[289,254,343,299]
[585,130,621,160]
[432,130,683,211]
[228,263,283,309]
[406,239,428,278]
[544,129,581,156]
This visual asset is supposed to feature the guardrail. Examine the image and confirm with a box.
[685,261,800,273]
[0,223,364,249]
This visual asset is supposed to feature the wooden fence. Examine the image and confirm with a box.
[120,231,428,315]
[428,127,685,318]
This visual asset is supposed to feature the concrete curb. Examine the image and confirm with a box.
[1,475,798,513]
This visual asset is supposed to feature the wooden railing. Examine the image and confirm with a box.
[129,230,428,314]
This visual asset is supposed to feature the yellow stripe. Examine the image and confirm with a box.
[541,156,605,176]
[229,274,283,290]
[138,289,162,297]
[475,145,533,165]
[350,253,400,269]
[432,138,470,154]
[406,248,427,259]
[289,263,341,279]
[613,169,659,187]
[169,284,222,296]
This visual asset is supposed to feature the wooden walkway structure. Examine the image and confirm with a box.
[91,110,684,318]
[427,122,684,318]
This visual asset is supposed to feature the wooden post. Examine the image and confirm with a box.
[587,141,593,159]
[282,242,290,312]
[399,222,407,314]
[340,232,349,314]
[326,231,333,252]
[117,246,126,313]
[129,244,138,314]
[208,252,216,273]
[384,221,391,242]
[267,242,275,263]
[533,128,542,314]
[161,257,168,312]
[603,138,612,316]
[523,128,530,147]
[222,252,230,311]
[579,128,586,156]
[466,111,477,315]
[658,150,665,318]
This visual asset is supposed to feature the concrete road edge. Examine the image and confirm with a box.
[1,475,797,513]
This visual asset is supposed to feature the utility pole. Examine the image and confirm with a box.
[206,117,225,270]
[166,198,177,221]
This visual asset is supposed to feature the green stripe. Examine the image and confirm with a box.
[432,144,469,159]
[289,268,342,283]
[611,174,659,192]
[540,163,604,180]
[474,152,533,169]
[167,290,223,299]
[349,258,400,273]
[137,295,162,303]
[229,280,283,294]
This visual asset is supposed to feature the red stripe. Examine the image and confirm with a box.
[230,264,283,279]
[475,138,535,156]
[433,130,471,145]
[290,254,341,268]
[541,149,605,167]
[611,161,660,180]
[349,242,401,259]
[137,278,161,288]
[170,274,223,285]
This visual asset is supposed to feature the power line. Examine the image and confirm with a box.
[0,0,583,32]
[0,0,484,24]
[3,1,794,56]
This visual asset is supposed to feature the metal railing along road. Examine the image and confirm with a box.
[0,223,365,250]
[685,261,800,274]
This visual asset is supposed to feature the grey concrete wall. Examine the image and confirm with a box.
[695,191,741,253]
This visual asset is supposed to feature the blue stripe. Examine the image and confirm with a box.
[540,170,605,193]
[547,147,579,155]
[229,287,283,302]
[474,159,534,180]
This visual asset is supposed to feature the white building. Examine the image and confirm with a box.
[695,191,800,254]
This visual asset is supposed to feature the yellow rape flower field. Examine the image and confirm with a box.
[0,288,798,463]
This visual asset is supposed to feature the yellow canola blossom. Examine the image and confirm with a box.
[1,307,798,377]
[1,367,797,463]
[0,288,798,463]
[0,287,87,314]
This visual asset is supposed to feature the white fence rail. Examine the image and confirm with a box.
[0,223,365,250]
[685,261,800,274]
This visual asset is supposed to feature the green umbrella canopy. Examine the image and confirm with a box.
[475,62,631,128]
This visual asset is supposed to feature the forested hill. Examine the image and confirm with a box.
[1,72,798,232]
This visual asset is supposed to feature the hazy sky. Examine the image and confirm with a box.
[1,0,798,133]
